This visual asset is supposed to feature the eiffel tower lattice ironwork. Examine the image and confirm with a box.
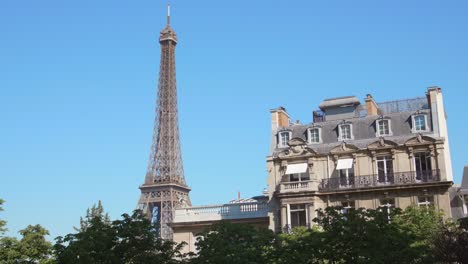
[138,3,191,240]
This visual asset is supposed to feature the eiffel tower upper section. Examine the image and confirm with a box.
[144,6,186,187]
[139,3,191,240]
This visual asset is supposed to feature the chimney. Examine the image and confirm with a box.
[365,94,380,116]
[270,107,290,129]
[426,86,453,182]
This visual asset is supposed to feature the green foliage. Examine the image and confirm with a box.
[432,221,468,263]
[0,199,6,236]
[273,206,444,264]
[54,212,117,264]
[77,200,110,232]
[54,203,187,264]
[192,221,276,264]
[2,197,465,264]
[274,226,323,264]
[392,206,444,263]
[0,225,53,264]
[112,210,186,264]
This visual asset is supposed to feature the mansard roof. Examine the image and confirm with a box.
[274,109,438,155]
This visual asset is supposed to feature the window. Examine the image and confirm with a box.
[341,201,355,214]
[418,196,434,208]
[290,204,307,228]
[278,131,291,147]
[414,152,432,181]
[413,115,427,132]
[308,128,320,143]
[289,173,310,182]
[377,119,391,136]
[339,124,352,141]
[376,156,394,184]
[339,168,354,187]
[379,198,395,216]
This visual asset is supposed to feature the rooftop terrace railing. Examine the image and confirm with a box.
[173,202,269,223]
[377,97,429,114]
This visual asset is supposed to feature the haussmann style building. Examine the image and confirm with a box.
[266,88,454,232]
[171,88,455,251]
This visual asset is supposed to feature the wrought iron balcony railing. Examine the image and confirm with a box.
[319,170,440,192]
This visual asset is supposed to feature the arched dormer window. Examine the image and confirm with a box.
[277,130,292,148]
[307,127,322,144]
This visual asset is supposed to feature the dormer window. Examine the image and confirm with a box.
[278,131,291,148]
[339,124,353,141]
[376,119,391,137]
[308,128,321,144]
[412,114,428,132]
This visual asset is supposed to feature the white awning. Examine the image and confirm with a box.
[336,159,353,170]
[285,163,308,174]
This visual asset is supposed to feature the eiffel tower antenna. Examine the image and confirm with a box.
[138,1,191,240]
[167,1,171,26]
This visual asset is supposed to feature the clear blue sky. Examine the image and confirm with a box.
[1,0,467,239]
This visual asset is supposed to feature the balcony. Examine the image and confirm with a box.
[319,170,440,192]
[173,202,269,223]
[279,180,315,193]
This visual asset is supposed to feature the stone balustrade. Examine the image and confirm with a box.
[173,202,269,223]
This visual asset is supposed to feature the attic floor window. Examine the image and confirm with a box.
[377,120,390,136]
[309,128,320,143]
[279,131,290,147]
[414,115,427,131]
[340,124,352,140]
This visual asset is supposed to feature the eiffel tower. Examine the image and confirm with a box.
[138,2,191,240]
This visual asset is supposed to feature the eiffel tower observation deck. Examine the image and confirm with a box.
[138,3,191,240]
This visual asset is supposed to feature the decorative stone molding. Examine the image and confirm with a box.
[367,138,399,150]
[277,137,316,158]
[405,134,437,147]
[407,147,414,158]
[330,142,359,154]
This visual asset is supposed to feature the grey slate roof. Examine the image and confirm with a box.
[274,109,433,154]
[462,167,468,190]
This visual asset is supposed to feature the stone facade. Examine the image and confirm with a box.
[267,87,454,232]
[171,87,455,252]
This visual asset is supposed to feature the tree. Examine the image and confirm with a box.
[54,203,187,264]
[113,210,186,264]
[0,199,6,236]
[273,206,441,264]
[306,206,416,264]
[0,225,53,264]
[191,221,276,264]
[274,226,323,264]
[391,206,444,263]
[54,202,117,264]
[432,221,468,263]
[77,200,110,232]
